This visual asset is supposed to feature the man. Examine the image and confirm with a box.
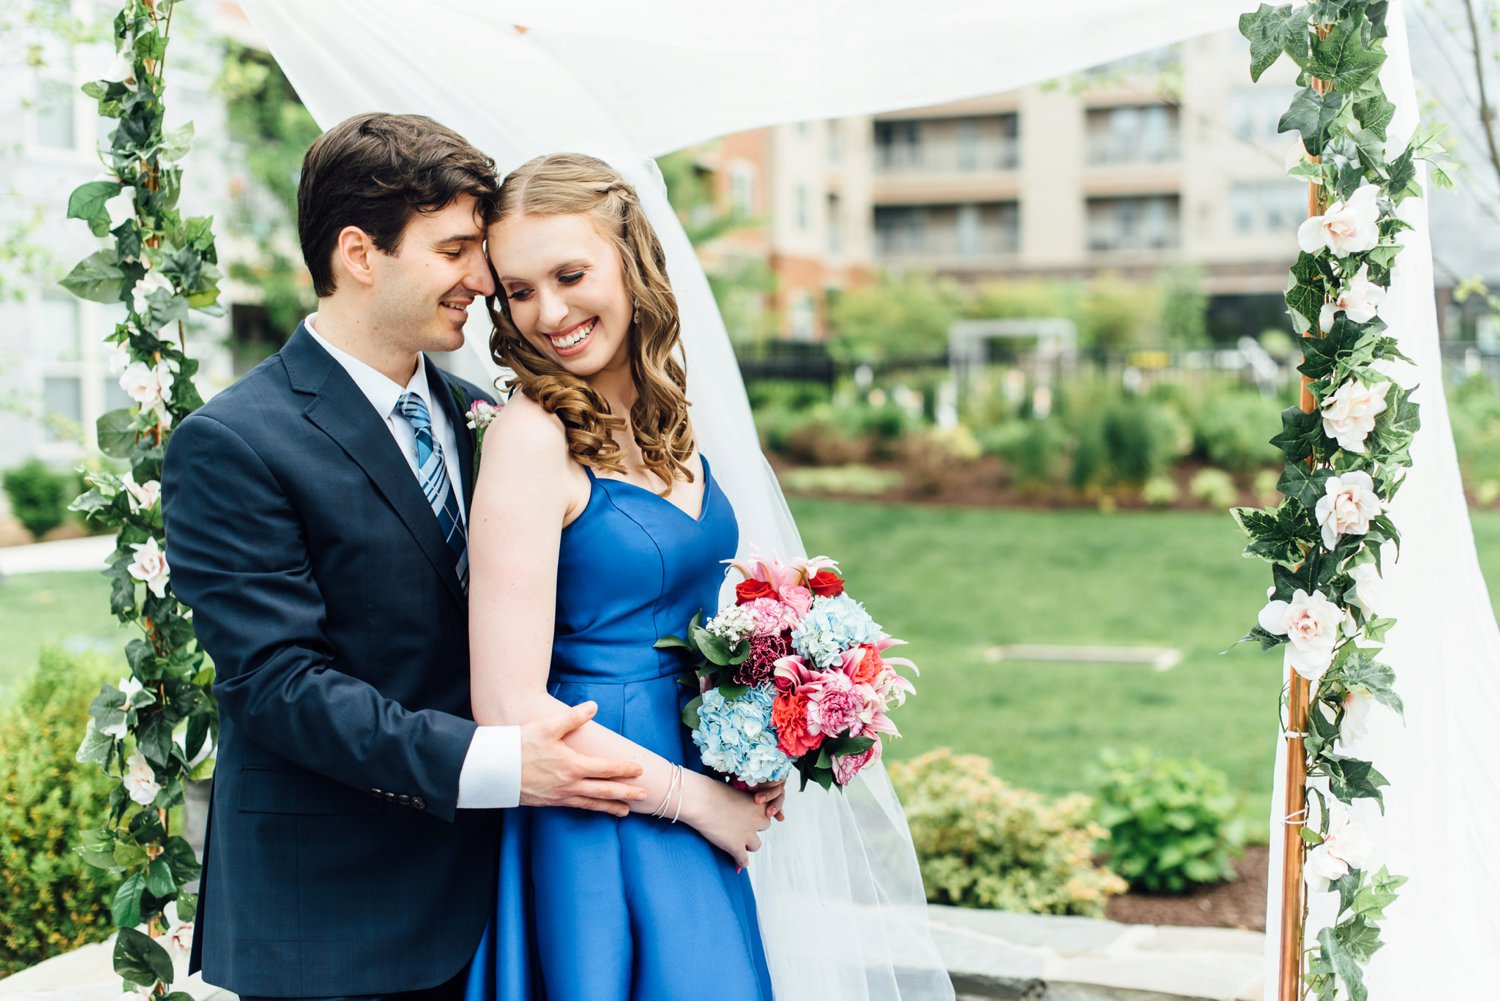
[162,113,645,1001]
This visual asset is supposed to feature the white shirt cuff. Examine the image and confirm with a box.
[456,724,522,809]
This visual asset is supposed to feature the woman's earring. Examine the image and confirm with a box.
[632,298,640,325]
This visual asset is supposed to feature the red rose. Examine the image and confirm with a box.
[807,570,845,598]
[772,690,823,758]
[735,578,777,605]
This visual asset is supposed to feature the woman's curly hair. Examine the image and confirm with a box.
[486,153,694,491]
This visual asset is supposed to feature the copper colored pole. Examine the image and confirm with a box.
[1279,40,1334,1001]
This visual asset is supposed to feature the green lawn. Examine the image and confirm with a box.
[0,570,134,699]
[5,507,1499,827]
[790,501,1500,828]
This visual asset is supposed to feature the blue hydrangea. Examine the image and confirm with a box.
[692,684,792,786]
[790,594,882,668]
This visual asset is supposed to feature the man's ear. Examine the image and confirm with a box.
[334,226,379,288]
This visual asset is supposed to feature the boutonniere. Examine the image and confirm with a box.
[464,399,501,466]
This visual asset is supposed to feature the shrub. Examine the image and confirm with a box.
[1100,399,1187,485]
[1189,468,1238,509]
[987,420,1068,492]
[1191,392,1283,472]
[0,650,117,975]
[779,464,902,496]
[2,460,76,541]
[888,748,1128,916]
[1449,374,1500,492]
[1091,749,1243,894]
[782,416,872,466]
[835,401,913,460]
[1142,474,1180,508]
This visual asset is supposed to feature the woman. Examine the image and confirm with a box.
[464,153,779,1000]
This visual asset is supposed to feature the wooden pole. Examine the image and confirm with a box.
[1279,45,1333,1001]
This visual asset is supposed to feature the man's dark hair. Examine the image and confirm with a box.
[297,113,499,297]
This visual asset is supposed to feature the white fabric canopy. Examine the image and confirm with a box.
[232,1,1499,997]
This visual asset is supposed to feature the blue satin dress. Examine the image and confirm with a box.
[465,456,774,1001]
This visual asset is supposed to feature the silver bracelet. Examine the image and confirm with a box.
[650,765,676,819]
[670,765,685,825]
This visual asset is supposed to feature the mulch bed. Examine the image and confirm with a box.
[1105,844,1269,931]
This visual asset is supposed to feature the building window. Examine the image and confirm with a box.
[1085,105,1180,164]
[1229,180,1306,233]
[1086,196,1181,252]
[37,294,83,442]
[729,161,756,217]
[957,120,979,172]
[874,120,922,169]
[795,184,809,231]
[789,294,817,342]
[875,202,1019,259]
[827,122,842,163]
[1230,87,1290,142]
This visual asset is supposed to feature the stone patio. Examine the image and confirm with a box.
[0,908,1263,1001]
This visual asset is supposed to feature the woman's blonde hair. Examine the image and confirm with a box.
[487,153,694,489]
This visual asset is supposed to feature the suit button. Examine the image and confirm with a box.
[397,794,411,806]
[412,797,427,811]
[371,787,384,798]
[384,791,396,800]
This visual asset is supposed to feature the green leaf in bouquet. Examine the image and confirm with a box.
[689,622,734,665]
[681,695,704,730]
[654,634,690,650]
[717,683,750,701]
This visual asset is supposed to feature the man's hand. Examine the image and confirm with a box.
[750,779,787,822]
[518,701,645,816]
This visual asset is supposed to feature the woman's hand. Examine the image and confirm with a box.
[680,772,773,868]
[749,779,787,822]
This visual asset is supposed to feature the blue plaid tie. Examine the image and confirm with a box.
[395,392,468,592]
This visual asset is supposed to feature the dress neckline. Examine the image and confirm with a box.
[585,455,713,524]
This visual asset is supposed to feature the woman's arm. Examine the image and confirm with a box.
[468,398,771,865]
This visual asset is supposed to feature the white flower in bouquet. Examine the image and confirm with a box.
[120,472,161,514]
[1259,588,1345,681]
[1319,265,1386,330]
[127,536,170,599]
[1305,802,1375,891]
[119,358,176,411]
[704,604,756,645]
[130,269,174,317]
[1315,471,1385,549]
[1298,184,1381,257]
[1346,560,1386,617]
[123,750,161,806]
[1321,378,1389,453]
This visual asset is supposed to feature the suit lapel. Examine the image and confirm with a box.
[428,360,478,513]
[282,327,466,607]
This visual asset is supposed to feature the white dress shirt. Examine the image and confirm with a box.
[305,314,521,809]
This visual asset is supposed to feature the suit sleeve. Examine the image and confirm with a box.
[162,411,477,821]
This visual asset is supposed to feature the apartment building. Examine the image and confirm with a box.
[0,0,236,471]
[698,30,1306,341]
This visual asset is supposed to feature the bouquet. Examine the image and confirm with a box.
[657,555,917,791]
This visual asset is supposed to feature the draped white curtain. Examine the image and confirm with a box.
[234,1,1498,997]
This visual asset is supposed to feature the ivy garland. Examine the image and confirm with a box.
[1236,3,1451,1000]
[61,1,220,997]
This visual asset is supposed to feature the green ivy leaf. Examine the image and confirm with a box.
[1269,405,1324,463]
[113,925,173,988]
[1277,461,1328,508]
[1337,653,1404,716]
[111,870,147,928]
[67,179,122,237]
[1316,925,1368,1001]
[1328,756,1389,808]
[60,248,126,304]
[1240,3,1309,81]
[1352,93,1396,140]
[1279,87,1348,152]
[1307,18,1386,91]
[77,717,116,767]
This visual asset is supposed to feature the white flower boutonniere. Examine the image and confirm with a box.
[465,399,501,466]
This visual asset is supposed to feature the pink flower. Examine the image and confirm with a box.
[127,537,170,599]
[778,584,813,618]
[744,597,798,637]
[832,738,883,787]
[806,671,864,737]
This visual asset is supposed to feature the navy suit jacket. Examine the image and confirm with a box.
[161,325,500,997]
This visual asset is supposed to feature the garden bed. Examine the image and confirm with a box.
[1106,844,1269,932]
